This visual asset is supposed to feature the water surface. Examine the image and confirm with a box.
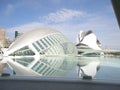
[3,56,120,81]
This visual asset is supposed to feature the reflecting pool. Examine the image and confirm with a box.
[1,56,120,81]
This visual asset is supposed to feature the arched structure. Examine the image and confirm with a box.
[5,28,77,57]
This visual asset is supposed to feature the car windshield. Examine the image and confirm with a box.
[0,0,120,83]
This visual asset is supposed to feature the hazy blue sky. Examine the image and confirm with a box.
[0,0,120,50]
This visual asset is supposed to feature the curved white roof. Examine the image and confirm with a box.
[7,28,62,53]
[81,33,101,50]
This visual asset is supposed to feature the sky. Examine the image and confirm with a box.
[0,0,120,50]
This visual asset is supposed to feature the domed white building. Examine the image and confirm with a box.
[4,28,77,75]
[6,28,77,57]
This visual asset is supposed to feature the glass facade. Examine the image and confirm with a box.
[32,34,77,55]
[15,57,34,67]
[9,46,35,56]
[31,57,75,76]
[8,31,77,57]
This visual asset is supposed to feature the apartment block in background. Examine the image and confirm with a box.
[0,28,6,48]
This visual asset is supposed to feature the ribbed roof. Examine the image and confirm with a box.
[7,28,61,53]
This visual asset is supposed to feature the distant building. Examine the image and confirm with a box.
[15,31,23,39]
[15,31,18,38]
[0,28,6,48]
[76,30,102,56]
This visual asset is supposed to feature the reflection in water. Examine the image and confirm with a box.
[31,56,76,77]
[2,56,120,80]
[76,57,100,79]
[77,60,100,79]
[5,56,101,79]
[7,56,77,77]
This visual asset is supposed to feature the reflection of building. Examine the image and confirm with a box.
[77,61,100,79]
[7,56,75,76]
[6,28,77,56]
[77,57,100,79]
[0,28,6,48]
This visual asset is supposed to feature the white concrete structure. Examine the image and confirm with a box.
[4,28,77,75]
[76,30,102,56]
[5,28,77,57]
[76,30,101,50]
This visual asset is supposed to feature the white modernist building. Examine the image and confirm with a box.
[6,28,77,57]
[4,28,77,75]
[76,30,102,55]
